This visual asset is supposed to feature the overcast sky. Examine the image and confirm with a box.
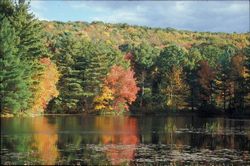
[29,1,249,33]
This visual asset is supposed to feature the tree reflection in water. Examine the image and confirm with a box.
[95,116,139,165]
[32,117,59,165]
[1,116,249,165]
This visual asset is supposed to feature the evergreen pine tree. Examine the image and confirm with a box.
[1,0,49,113]
[0,17,31,113]
[215,46,236,111]
[49,33,85,112]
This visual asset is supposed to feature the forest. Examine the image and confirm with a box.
[1,0,250,116]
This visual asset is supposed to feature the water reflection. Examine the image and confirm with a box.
[1,115,250,165]
[1,117,59,165]
[32,117,59,165]
[95,116,139,165]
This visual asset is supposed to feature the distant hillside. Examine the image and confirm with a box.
[41,20,249,50]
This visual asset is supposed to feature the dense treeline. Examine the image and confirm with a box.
[1,0,249,116]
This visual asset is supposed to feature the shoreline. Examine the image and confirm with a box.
[1,110,250,119]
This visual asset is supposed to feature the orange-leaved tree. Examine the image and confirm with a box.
[31,58,60,113]
[94,65,139,112]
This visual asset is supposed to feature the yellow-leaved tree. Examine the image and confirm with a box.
[31,58,60,113]
[94,86,114,112]
[164,66,189,110]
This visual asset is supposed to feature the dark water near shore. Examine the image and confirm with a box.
[1,115,250,165]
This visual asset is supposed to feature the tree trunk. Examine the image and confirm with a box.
[19,0,25,4]
[140,71,146,108]
[223,87,226,111]
[191,86,194,111]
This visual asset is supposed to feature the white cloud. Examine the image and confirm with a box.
[68,1,106,12]
[175,2,188,12]
[69,3,87,9]
[98,11,148,25]
[29,1,49,20]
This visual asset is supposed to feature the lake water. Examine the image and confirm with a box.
[1,115,250,165]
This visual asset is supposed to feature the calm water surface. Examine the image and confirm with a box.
[1,115,250,165]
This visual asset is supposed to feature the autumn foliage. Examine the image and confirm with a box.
[164,66,188,110]
[94,86,114,111]
[94,65,139,112]
[31,58,60,113]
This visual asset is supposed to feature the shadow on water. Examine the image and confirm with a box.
[1,115,250,165]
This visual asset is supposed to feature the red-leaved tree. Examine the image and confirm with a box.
[105,65,139,112]
[197,60,216,106]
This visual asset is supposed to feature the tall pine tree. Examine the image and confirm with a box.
[49,33,84,112]
[1,0,54,114]
[0,17,31,113]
